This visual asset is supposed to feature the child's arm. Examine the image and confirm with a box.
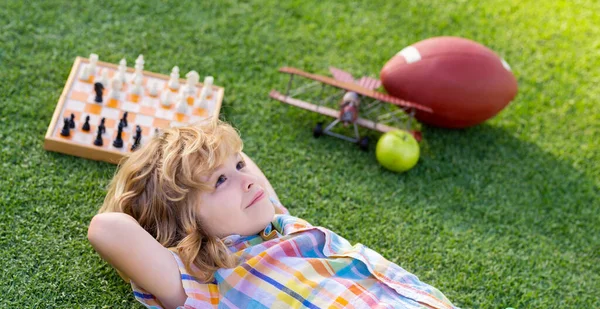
[87,212,187,309]
[241,152,285,214]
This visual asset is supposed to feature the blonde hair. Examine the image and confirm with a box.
[100,119,242,282]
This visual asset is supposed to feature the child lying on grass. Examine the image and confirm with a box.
[88,119,459,309]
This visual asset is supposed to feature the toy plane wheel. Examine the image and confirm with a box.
[313,122,324,138]
[358,136,369,151]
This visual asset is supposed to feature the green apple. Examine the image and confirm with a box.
[375,130,420,172]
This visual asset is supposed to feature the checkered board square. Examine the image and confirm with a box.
[44,56,224,164]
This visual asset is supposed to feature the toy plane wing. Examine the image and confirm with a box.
[278,67,432,113]
[329,67,382,91]
[269,90,399,134]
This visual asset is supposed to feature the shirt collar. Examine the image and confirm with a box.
[220,222,275,247]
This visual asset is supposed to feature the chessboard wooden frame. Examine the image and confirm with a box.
[43,56,224,164]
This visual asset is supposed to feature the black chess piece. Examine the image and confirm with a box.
[121,112,128,127]
[112,122,124,148]
[60,117,70,137]
[94,82,104,103]
[82,115,90,131]
[131,134,142,151]
[99,117,106,134]
[69,113,75,129]
[130,125,142,151]
[93,128,103,146]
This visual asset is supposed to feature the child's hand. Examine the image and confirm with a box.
[88,212,187,309]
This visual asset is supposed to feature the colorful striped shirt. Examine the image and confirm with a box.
[131,214,458,308]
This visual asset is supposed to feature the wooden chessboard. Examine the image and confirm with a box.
[44,56,224,164]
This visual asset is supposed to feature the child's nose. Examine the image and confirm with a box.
[242,175,255,192]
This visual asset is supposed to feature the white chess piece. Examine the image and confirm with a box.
[202,76,214,97]
[131,54,144,83]
[79,65,91,81]
[89,53,99,74]
[175,92,188,114]
[112,76,123,91]
[108,77,122,99]
[161,90,172,107]
[182,70,199,97]
[168,66,180,90]
[131,75,143,95]
[194,97,208,109]
[196,76,213,109]
[136,54,144,68]
[195,76,213,108]
[148,81,159,97]
[196,87,208,109]
[99,70,109,87]
[116,58,127,84]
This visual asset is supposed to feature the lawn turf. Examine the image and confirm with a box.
[0,0,598,308]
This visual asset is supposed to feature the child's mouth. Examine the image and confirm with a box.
[246,190,265,208]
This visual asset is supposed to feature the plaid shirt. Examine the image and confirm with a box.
[131,214,458,309]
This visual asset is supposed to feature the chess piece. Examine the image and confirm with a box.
[116,58,127,84]
[198,88,209,108]
[161,90,173,107]
[69,113,75,128]
[112,122,124,148]
[82,115,90,131]
[168,66,180,90]
[195,95,206,109]
[131,75,143,95]
[79,65,91,81]
[133,125,141,138]
[93,128,103,146]
[131,125,142,151]
[89,53,99,74]
[121,112,128,128]
[60,118,70,137]
[197,76,214,108]
[108,77,122,100]
[131,135,141,151]
[175,92,188,114]
[94,82,104,103]
[148,82,159,97]
[131,54,144,83]
[99,70,109,87]
[202,76,214,97]
[182,70,199,97]
[99,117,106,134]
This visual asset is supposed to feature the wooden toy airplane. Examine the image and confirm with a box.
[269,67,433,150]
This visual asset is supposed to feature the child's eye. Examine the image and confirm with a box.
[236,160,246,170]
[215,175,227,188]
[215,161,244,188]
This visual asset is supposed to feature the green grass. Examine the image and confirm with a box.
[0,0,598,308]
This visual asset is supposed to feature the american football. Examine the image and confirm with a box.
[380,36,518,128]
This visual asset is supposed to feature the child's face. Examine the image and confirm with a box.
[197,152,275,238]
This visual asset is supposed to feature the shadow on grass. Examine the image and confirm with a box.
[398,123,600,307]
[268,112,598,251]
[357,122,597,245]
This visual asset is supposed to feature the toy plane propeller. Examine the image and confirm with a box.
[269,66,432,150]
